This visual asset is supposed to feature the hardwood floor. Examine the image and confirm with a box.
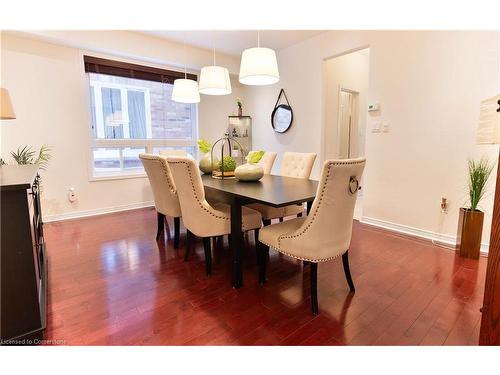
[43,208,486,345]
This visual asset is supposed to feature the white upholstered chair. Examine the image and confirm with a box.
[247,151,317,224]
[258,158,366,314]
[139,154,182,248]
[253,151,277,175]
[159,149,188,157]
[167,156,262,276]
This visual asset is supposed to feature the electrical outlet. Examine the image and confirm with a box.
[440,197,448,213]
[68,187,77,203]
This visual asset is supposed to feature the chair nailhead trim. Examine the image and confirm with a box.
[266,159,365,262]
[168,159,230,222]
[259,238,342,263]
[169,159,259,231]
[140,154,176,194]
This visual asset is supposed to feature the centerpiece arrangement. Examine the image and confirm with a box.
[197,134,266,182]
[210,132,245,179]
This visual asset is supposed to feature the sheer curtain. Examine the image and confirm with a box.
[127,90,146,139]
[102,87,123,139]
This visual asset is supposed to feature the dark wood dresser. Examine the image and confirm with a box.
[1,165,47,344]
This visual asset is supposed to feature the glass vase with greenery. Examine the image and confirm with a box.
[197,139,217,174]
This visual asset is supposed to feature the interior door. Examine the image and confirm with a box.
[338,89,358,159]
[479,151,500,345]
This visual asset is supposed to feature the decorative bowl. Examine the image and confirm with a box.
[234,163,264,182]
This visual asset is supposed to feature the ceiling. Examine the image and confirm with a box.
[141,30,326,56]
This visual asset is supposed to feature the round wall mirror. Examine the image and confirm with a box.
[271,89,293,133]
[271,104,293,133]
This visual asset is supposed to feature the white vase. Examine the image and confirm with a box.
[199,153,218,174]
[234,163,264,182]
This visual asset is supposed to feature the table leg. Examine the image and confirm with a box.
[307,200,313,215]
[230,198,244,288]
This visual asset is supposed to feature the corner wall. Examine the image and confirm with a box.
[245,30,500,250]
[0,32,245,220]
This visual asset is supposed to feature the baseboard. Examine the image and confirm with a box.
[43,201,155,223]
[360,216,489,254]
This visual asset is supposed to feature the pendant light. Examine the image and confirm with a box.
[172,39,200,104]
[199,42,232,96]
[239,31,279,86]
[0,88,16,119]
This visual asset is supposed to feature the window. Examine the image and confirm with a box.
[85,57,198,179]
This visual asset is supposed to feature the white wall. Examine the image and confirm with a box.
[245,30,500,249]
[0,32,244,220]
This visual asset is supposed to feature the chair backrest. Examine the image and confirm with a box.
[251,151,277,175]
[159,149,188,157]
[139,154,182,218]
[281,152,317,179]
[166,156,229,236]
[278,158,366,261]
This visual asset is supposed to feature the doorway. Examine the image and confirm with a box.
[323,47,370,219]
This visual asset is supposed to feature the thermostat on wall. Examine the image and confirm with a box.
[368,103,380,112]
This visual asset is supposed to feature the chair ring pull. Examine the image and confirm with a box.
[349,176,360,194]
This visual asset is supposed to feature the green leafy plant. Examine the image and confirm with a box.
[467,157,494,211]
[216,156,236,172]
[246,150,265,164]
[236,97,242,109]
[10,145,52,170]
[197,139,212,154]
[0,158,6,166]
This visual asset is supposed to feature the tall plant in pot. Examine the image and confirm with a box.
[456,158,494,259]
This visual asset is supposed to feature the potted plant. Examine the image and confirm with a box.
[10,145,52,169]
[236,97,243,117]
[456,158,494,259]
[213,155,237,178]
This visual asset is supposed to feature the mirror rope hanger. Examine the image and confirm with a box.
[274,88,291,109]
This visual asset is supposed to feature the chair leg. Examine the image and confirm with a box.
[279,217,284,222]
[310,262,319,315]
[174,217,180,249]
[258,243,269,285]
[342,250,355,292]
[156,212,165,240]
[165,217,171,241]
[263,219,271,226]
[216,235,223,251]
[184,230,193,261]
[203,237,212,276]
[254,229,260,261]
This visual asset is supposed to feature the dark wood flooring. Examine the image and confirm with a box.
[43,208,486,345]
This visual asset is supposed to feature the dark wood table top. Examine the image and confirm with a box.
[0,165,38,191]
[201,174,318,207]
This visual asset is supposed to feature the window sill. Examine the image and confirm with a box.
[89,172,147,182]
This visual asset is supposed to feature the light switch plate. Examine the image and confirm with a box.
[382,122,390,132]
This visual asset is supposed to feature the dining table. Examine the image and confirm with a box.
[202,174,319,289]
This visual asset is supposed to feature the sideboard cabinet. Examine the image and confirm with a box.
[1,165,47,344]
